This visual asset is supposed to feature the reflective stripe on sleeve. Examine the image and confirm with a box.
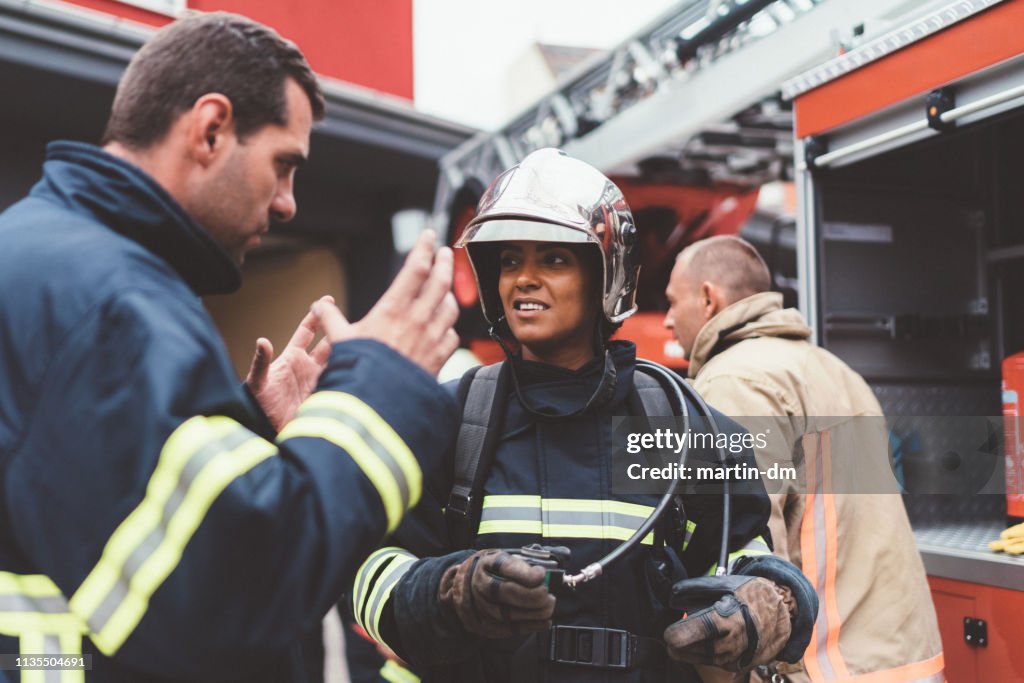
[279,391,421,534]
[69,416,275,656]
[477,496,657,544]
[704,535,772,576]
[0,572,87,683]
[380,659,421,683]
[352,548,417,645]
[683,519,697,551]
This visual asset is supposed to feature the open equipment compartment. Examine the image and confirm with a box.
[790,3,1024,677]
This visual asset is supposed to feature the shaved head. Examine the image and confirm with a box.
[664,235,771,359]
[676,235,770,304]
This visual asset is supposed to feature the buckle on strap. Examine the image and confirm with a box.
[547,625,631,669]
[446,489,472,517]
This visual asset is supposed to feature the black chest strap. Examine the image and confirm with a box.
[445,360,678,549]
[447,362,506,548]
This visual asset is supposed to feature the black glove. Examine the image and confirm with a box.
[664,574,794,671]
[438,549,556,639]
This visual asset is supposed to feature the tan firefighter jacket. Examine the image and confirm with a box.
[689,292,944,683]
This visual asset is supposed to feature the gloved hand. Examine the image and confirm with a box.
[989,522,1024,554]
[438,549,556,639]
[664,574,796,671]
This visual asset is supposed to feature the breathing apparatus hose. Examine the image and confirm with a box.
[490,315,734,587]
[561,358,732,587]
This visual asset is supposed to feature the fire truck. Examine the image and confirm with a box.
[433,0,1024,679]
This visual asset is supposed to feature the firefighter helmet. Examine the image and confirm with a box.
[455,148,640,327]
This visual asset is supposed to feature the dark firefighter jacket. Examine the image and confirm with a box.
[0,142,457,682]
[351,342,773,683]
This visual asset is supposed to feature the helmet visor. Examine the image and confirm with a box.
[456,219,594,248]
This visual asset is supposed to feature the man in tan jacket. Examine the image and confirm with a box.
[664,235,944,683]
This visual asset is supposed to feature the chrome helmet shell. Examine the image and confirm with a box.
[455,148,640,327]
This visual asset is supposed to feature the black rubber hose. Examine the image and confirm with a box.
[564,359,732,585]
[638,360,732,575]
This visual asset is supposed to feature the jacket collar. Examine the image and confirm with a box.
[687,292,811,377]
[36,141,242,295]
[514,340,636,417]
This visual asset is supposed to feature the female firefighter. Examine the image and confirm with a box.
[350,149,815,683]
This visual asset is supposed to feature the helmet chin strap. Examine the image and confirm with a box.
[488,316,617,420]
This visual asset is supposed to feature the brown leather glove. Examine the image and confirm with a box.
[664,575,795,672]
[438,549,556,639]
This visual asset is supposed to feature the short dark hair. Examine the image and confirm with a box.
[103,11,325,148]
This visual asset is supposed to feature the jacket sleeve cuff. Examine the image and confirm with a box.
[317,339,458,452]
[732,554,818,663]
[386,550,478,667]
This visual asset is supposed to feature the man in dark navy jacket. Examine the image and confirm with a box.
[0,11,459,682]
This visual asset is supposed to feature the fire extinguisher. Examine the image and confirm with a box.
[1004,352,1024,522]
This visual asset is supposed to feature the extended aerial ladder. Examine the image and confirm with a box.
[433,0,937,365]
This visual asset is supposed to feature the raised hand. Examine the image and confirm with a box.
[246,295,334,431]
[312,230,460,376]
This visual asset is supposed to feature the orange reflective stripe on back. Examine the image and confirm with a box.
[800,432,823,682]
[821,431,849,678]
[800,431,849,681]
[838,652,945,683]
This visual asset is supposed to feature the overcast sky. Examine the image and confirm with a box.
[413,0,680,130]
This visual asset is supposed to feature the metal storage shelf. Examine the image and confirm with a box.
[914,520,1024,591]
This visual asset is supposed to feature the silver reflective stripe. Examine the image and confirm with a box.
[725,537,772,572]
[479,506,541,522]
[0,595,69,614]
[809,434,837,681]
[298,406,411,511]
[480,505,653,529]
[353,552,388,623]
[43,634,61,683]
[913,672,945,683]
[364,555,415,636]
[87,426,253,635]
[544,509,648,528]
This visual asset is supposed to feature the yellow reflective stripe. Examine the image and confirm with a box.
[477,520,543,535]
[366,555,416,644]
[683,520,697,551]
[283,391,422,532]
[0,572,87,683]
[301,391,421,508]
[70,416,274,656]
[0,613,87,635]
[478,496,657,544]
[543,525,654,544]
[314,393,421,507]
[380,659,420,683]
[71,416,238,618]
[352,548,406,632]
[481,495,541,508]
[705,535,772,575]
[57,630,85,683]
[17,630,83,683]
[481,496,657,518]
[282,416,405,532]
[96,436,276,654]
[735,535,771,557]
[542,499,654,517]
[0,573,63,598]
[18,632,85,683]
[20,631,45,683]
